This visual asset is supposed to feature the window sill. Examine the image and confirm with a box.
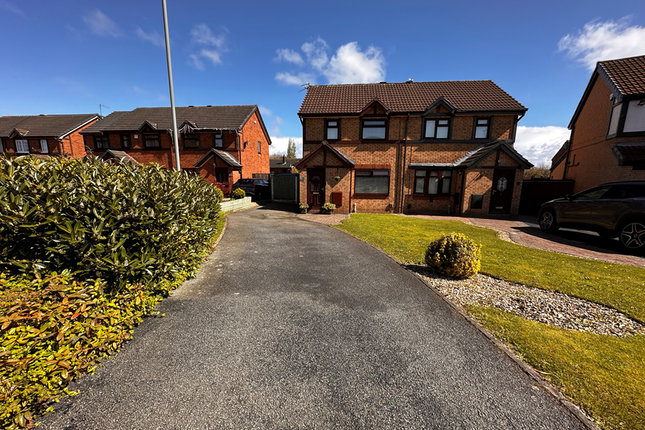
[412,195,450,200]
[353,193,389,198]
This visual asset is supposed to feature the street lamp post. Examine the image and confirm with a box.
[161,0,181,171]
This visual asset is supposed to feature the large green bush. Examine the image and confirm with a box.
[0,156,221,289]
[0,272,164,429]
[425,233,481,279]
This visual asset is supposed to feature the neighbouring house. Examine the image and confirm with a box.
[270,156,300,174]
[295,80,532,216]
[549,140,569,180]
[0,114,100,158]
[554,54,645,193]
[81,105,271,195]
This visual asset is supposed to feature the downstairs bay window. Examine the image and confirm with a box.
[355,170,390,195]
[414,170,452,195]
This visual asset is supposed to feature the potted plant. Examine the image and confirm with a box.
[321,202,336,214]
[299,203,309,214]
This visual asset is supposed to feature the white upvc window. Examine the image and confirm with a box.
[623,100,645,133]
[40,139,49,153]
[16,139,29,153]
[0,138,4,153]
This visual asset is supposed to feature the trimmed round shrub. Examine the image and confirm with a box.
[232,188,246,199]
[424,233,481,279]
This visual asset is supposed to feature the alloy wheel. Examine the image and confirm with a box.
[539,212,554,230]
[620,221,645,250]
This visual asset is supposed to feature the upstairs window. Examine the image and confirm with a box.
[414,170,452,195]
[326,120,339,140]
[15,139,29,153]
[425,118,450,139]
[183,133,200,148]
[258,140,262,154]
[355,170,390,194]
[474,118,490,139]
[40,139,49,153]
[94,136,109,150]
[361,119,387,140]
[121,134,131,149]
[214,133,223,148]
[623,100,645,133]
[144,134,160,148]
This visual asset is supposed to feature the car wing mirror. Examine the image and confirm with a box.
[564,194,572,201]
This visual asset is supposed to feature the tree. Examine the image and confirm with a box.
[524,164,550,179]
[287,138,297,158]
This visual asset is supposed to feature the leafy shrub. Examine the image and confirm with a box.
[425,233,481,279]
[299,203,309,213]
[232,188,245,199]
[0,271,171,429]
[213,186,224,201]
[322,202,336,212]
[0,156,221,290]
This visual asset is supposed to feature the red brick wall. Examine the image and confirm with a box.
[566,77,645,192]
[239,110,270,178]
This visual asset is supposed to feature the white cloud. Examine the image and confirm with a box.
[275,48,304,66]
[0,1,24,16]
[275,72,316,86]
[514,126,571,167]
[189,24,227,70]
[324,42,385,84]
[269,136,303,158]
[558,18,645,70]
[200,49,222,66]
[83,9,121,37]
[191,23,225,47]
[133,86,147,94]
[189,54,205,71]
[136,27,164,47]
[275,38,386,86]
[301,38,329,71]
[258,105,273,117]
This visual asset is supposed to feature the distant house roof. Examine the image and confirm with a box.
[409,140,533,170]
[569,55,645,129]
[298,80,527,115]
[82,105,261,133]
[0,114,99,139]
[612,142,645,167]
[270,157,300,169]
[550,140,569,172]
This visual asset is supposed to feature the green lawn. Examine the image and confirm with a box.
[336,214,645,430]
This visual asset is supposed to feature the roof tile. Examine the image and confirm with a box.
[599,55,645,95]
[299,81,527,115]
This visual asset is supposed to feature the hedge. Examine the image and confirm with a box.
[0,156,223,428]
[0,156,222,290]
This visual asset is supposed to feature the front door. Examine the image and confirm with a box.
[307,168,325,211]
[215,168,229,184]
[489,169,515,214]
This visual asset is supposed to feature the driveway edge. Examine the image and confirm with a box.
[331,224,601,430]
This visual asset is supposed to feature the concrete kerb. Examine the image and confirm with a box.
[329,222,601,430]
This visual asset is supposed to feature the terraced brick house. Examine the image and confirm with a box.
[295,80,532,216]
[0,114,100,158]
[81,105,271,195]
[553,55,645,193]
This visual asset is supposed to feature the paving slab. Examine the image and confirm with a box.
[41,205,587,429]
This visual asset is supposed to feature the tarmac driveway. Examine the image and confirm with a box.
[41,206,586,429]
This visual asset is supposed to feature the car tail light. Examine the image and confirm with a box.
[250,184,256,188]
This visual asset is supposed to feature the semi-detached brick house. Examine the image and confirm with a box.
[0,114,99,158]
[296,80,532,216]
[81,105,271,195]
[552,55,645,193]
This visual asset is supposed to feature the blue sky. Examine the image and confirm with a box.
[1,0,645,165]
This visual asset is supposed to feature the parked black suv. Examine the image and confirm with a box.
[231,178,270,200]
[537,181,645,251]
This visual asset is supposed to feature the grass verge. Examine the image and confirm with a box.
[336,213,645,430]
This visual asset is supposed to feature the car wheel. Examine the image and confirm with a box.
[538,209,559,232]
[619,220,645,251]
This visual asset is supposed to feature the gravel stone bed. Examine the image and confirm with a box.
[415,269,645,337]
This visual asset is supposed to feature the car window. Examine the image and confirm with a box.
[601,184,645,199]
[573,186,610,200]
